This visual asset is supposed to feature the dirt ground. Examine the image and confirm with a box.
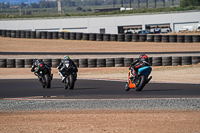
[0,110,200,133]
[0,37,200,133]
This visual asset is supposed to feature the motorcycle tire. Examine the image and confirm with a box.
[44,74,51,88]
[65,77,68,89]
[68,74,75,90]
[125,82,130,91]
[135,75,146,91]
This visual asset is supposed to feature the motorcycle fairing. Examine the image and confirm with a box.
[138,66,152,76]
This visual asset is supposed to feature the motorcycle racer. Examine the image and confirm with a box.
[129,54,150,79]
[31,59,51,80]
[57,55,78,82]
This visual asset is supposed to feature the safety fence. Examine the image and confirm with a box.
[0,56,199,68]
[1,29,200,43]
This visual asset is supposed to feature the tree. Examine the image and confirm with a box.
[180,0,200,7]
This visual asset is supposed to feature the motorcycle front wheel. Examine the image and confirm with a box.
[135,75,146,91]
[68,74,75,90]
[44,74,51,88]
[125,82,130,91]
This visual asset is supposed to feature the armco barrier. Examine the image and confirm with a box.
[1,29,200,43]
[0,56,199,68]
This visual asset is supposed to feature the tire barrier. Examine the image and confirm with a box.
[162,35,169,43]
[172,57,181,66]
[2,30,6,37]
[20,30,26,38]
[24,59,33,68]
[192,56,200,65]
[43,59,52,67]
[154,35,162,42]
[169,35,177,43]
[16,30,21,38]
[125,34,132,42]
[132,34,139,42]
[82,33,89,41]
[11,30,16,38]
[124,58,133,67]
[115,58,124,67]
[73,59,79,68]
[88,59,96,68]
[58,32,64,39]
[52,32,58,39]
[118,34,125,42]
[36,31,41,39]
[185,35,193,43]
[79,59,88,68]
[162,56,172,66]
[139,34,147,42]
[103,34,110,41]
[1,29,200,43]
[0,59,6,68]
[96,33,103,41]
[152,57,162,66]
[15,59,24,68]
[7,59,15,68]
[106,58,114,67]
[70,32,76,40]
[76,33,83,40]
[89,33,96,41]
[64,32,70,40]
[148,57,152,66]
[110,34,118,41]
[147,34,154,42]
[6,30,11,38]
[182,56,192,65]
[47,32,52,39]
[177,35,185,43]
[26,31,31,38]
[193,35,200,43]
[31,31,36,39]
[41,32,47,39]
[52,59,61,68]
[0,56,199,68]
[96,59,106,67]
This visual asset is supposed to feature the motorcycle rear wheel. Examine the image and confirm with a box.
[135,75,146,91]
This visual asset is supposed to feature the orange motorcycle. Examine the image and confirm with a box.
[125,66,152,91]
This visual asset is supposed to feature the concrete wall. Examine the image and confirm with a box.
[0,11,200,34]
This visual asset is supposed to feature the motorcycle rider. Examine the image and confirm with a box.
[31,59,52,80]
[129,54,150,79]
[57,55,78,82]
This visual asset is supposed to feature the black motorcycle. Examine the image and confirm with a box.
[39,68,53,89]
[62,66,77,89]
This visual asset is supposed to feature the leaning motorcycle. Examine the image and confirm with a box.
[62,66,77,90]
[125,66,152,91]
[38,67,53,89]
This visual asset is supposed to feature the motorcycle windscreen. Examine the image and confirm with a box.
[138,66,152,76]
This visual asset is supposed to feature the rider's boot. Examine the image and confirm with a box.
[58,72,65,82]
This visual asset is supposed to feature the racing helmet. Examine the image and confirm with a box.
[64,55,70,59]
[139,54,149,62]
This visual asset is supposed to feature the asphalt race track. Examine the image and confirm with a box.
[0,79,200,99]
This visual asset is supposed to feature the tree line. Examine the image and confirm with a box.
[0,0,199,9]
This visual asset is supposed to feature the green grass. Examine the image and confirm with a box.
[0,2,199,19]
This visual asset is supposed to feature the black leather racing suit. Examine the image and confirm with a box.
[57,59,78,80]
[31,60,51,79]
